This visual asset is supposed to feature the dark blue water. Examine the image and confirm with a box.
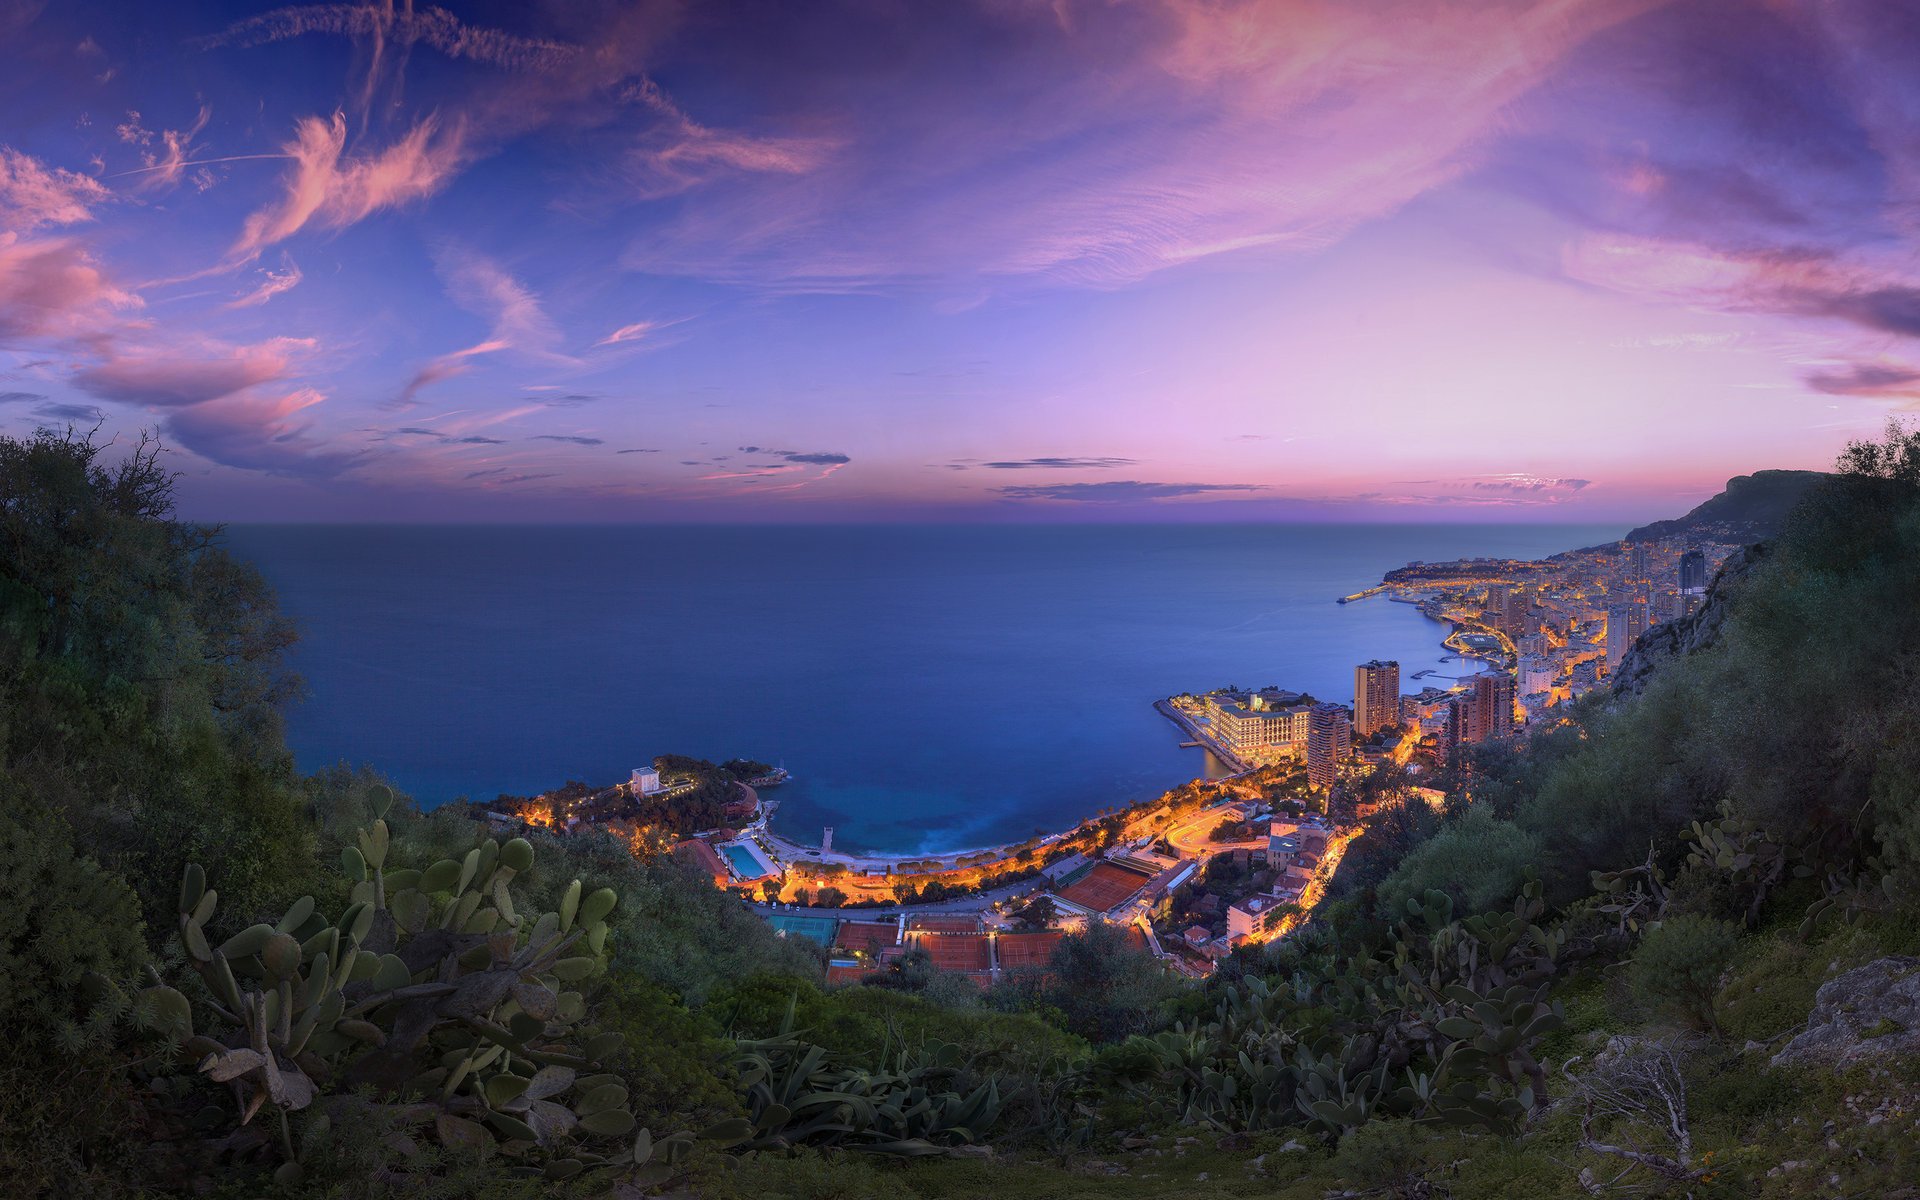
[225,524,1620,853]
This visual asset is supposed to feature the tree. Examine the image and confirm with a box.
[760,878,781,903]
[1631,915,1738,1032]
[0,427,313,928]
[1039,923,1179,1041]
[815,886,847,909]
[1013,894,1056,930]
[1836,415,1920,485]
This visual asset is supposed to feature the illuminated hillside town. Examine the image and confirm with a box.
[476,530,1731,983]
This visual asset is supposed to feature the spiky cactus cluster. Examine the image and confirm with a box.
[1142,883,1566,1139]
[729,1003,1003,1156]
[138,786,675,1187]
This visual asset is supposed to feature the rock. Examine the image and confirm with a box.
[1772,957,1920,1070]
[1277,1138,1308,1152]
[1216,1131,1253,1151]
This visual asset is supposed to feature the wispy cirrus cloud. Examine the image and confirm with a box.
[232,112,465,259]
[397,247,567,406]
[227,254,303,308]
[626,0,1661,290]
[595,320,659,347]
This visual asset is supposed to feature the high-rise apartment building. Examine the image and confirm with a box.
[1679,547,1707,593]
[1464,671,1517,743]
[1605,602,1649,672]
[1306,703,1351,791]
[1353,659,1401,737]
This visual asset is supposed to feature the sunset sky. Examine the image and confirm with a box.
[2,0,1916,521]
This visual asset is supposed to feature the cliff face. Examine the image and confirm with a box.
[1610,542,1767,696]
[1624,469,1823,544]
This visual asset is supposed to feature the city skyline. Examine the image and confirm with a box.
[2,0,1916,522]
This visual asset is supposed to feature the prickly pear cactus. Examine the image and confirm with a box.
[139,785,679,1188]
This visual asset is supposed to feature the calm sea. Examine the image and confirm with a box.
[225,524,1620,854]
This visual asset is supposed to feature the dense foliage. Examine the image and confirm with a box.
[10,422,1920,1198]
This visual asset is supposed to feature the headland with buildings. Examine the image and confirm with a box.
[475,520,1745,985]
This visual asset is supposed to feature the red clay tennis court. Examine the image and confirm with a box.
[833,921,899,954]
[906,915,982,934]
[993,930,1063,969]
[907,931,992,971]
[1056,862,1152,912]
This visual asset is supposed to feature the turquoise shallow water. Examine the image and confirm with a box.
[225,523,1620,854]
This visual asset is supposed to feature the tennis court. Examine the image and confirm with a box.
[769,914,838,946]
[833,921,899,955]
[906,915,981,934]
[909,932,991,971]
[993,930,1063,970]
[1056,862,1152,912]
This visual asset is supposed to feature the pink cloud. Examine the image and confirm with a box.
[133,106,212,192]
[622,77,834,200]
[625,0,1663,289]
[595,320,658,346]
[226,253,303,308]
[232,112,465,257]
[0,233,139,340]
[0,147,111,231]
[74,336,313,406]
[165,385,354,476]
[397,247,567,405]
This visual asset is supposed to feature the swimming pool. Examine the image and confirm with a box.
[722,843,771,879]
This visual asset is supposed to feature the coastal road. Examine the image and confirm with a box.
[747,874,1051,922]
[1164,805,1267,857]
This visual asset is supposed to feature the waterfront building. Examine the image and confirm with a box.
[1306,702,1351,790]
[631,766,665,796]
[1205,689,1313,760]
[1353,659,1401,736]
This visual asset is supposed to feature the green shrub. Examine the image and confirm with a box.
[1334,1121,1432,1197]
[1633,915,1740,1032]
[0,804,146,1050]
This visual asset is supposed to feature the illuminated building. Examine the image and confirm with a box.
[1353,659,1401,736]
[1205,689,1313,759]
[1462,671,1516,743]
[1306,702,1351,790]
[1605,602,1649,672]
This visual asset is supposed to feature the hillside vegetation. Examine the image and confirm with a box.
[6,422,1920,1198]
